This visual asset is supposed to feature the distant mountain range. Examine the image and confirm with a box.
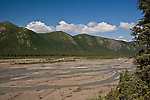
[0,21,138,57]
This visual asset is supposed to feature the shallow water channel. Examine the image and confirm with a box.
[0,59,136,95]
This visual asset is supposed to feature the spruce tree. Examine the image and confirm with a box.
[131,0,150,87]
[131,0,150,50]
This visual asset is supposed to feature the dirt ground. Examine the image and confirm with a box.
[0,58,136,100]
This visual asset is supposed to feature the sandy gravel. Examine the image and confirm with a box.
[0,58,136,100]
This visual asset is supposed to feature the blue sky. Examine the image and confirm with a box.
[0,0,142,41]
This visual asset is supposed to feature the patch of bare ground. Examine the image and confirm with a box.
[0,58,136,100]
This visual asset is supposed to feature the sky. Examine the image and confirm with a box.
[0,0,142,41]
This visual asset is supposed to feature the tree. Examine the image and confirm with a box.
[131,0,150,66]
[114,69,131,99]
[130,0,150,99]
[104,89,115,100]
[131,0,150,85]
[131,0,150,51]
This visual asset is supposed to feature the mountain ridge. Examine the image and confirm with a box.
[0,21,138,56]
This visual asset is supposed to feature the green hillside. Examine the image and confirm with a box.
[0,21,138,57]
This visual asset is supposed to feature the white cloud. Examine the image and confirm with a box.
[118,36,124,39]
[26,21,54,33]
[56,21,117,34]
[87,22,97,27]
[116,36,132,42]
[59,21,67,25]
[56,21,86,33]
[119,22,136,30]
[26,21,118,34]
[116,38,127,42]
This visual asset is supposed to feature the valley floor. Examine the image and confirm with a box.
[0,58,136,100]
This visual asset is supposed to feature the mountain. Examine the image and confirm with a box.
[0,21,138,57]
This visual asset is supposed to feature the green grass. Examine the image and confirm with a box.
[0,55,132,60]
[85,55,132,59]
[0,56,79,65]
[0,56,65,59]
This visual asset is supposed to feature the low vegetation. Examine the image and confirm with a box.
[0,57,78,65]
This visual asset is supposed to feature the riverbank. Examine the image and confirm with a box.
[0,58,136,100]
